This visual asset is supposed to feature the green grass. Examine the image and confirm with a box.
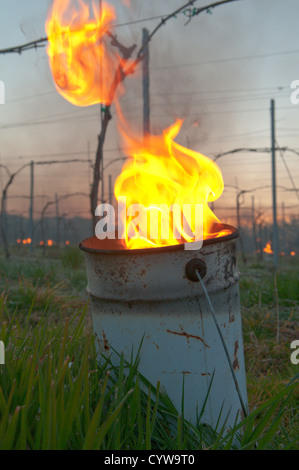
[238,256,299,443]
[61,245,85,270]
[240,267,299,308]
[0,248,298,450]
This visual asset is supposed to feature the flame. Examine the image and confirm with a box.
[263,241,273,254]
[45,2,232,251]
[47,240,54,247]
[115,118,231,249]
[46,0,119,106]
[290,251,296,257]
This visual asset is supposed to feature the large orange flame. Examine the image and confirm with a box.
[46,0,118,106]
[115,119,231,249]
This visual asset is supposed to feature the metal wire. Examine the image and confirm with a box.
[195,269,248,418]
[99,0,105,204]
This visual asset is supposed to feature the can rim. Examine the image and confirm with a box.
[79,224,239,255]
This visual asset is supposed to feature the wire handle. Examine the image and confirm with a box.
[195,269,248,418]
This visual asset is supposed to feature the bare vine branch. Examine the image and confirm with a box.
[0,163,30,258]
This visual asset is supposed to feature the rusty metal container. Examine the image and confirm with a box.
[80,225,248,430]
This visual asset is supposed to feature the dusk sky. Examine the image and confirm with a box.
[0,0,298,228]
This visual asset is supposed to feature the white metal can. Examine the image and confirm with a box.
[80,225,248,430]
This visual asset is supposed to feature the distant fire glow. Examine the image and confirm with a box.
[263,242,273,255]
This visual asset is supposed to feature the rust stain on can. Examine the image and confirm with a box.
[233,340,240,371]
[166,328,210,348]
[102,330,110,351]
[229,307,235,324]
[227,293,234,324]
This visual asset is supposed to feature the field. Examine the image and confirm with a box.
[0,245,298,450]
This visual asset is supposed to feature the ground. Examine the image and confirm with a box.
[0,245,298,449]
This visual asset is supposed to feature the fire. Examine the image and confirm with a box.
[263,241,273,254]
[115,119,231,249]
[45,2,232,251]
[46,0,118,106]
[290,251,296,257]
[47,240,54,247]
